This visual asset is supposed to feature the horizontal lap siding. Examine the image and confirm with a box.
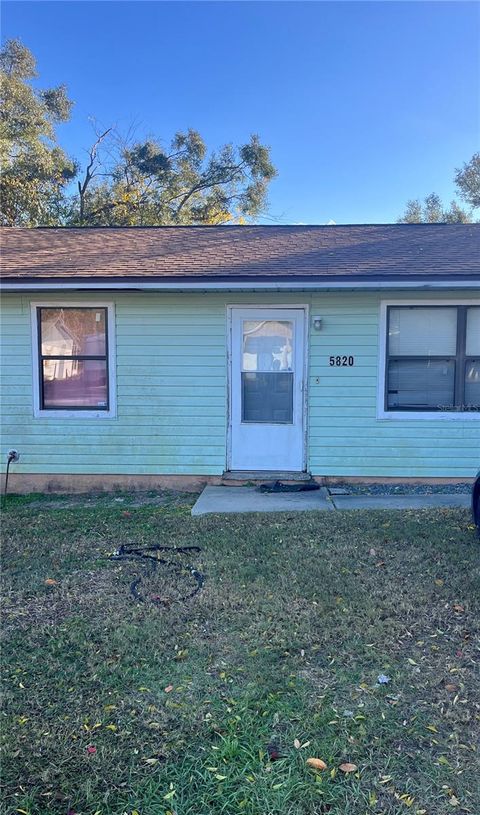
[1,290,479,479]
[308,291,480,478]
[1,293,228,475]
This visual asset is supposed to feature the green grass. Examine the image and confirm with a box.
[1,493,479,815]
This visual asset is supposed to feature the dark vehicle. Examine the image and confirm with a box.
[473,471,480,530]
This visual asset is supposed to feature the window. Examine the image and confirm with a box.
[241,319,294,423]
[32,304,116,417]
[385,305,480,413]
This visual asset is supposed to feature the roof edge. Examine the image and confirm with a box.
[2,223,480,231]
[1,278,479,293]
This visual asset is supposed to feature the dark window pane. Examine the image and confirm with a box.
[40,308,106,356]
[465,360,480,408]
[42,359,108,409]
[387,358,455,409]
[242,372,293,423]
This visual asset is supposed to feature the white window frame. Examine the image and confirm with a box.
[31,301,117,419]
[377,299,480,421]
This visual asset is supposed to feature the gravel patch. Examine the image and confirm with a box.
[327,482,472,496]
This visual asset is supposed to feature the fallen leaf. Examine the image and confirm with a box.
[445,684,457,693]
[435,579,444,587]
[122,511,132,518]
[339,762,358,773]
[306,757,327,771]
[266,743,285,760]
[452,604,464,613]
[44,578,57,586]
[294,738,301,749]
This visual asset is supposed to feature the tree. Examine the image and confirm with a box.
[0,40,276,227]
[455,152,480,210]
[0,39,77,226]
[70,128,276,226]
[398,154,479,224]
[398,193,471,224]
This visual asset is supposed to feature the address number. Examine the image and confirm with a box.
[329,355,355,366]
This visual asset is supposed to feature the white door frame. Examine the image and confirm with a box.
[226,304,309,472]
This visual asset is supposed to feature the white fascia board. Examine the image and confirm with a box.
[1,278,479,292]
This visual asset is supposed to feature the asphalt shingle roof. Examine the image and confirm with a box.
[1,224,479,282]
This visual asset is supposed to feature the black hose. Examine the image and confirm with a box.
[109,544,205,605]
[3,452,16,498]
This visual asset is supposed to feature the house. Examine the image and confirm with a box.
[1,224,479,492]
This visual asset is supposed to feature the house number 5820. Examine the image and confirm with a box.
[329,355,355,366]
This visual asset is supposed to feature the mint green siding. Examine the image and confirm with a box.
[1,290,479,479]
[308,293,479,478]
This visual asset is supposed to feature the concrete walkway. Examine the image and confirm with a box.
[191,485,470,516]
[191,486,334,515]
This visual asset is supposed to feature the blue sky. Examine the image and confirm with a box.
[2,1,479,224]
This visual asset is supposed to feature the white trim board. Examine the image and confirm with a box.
[30,301,117,419]
[377,299,480,422]
[2,279,479,292]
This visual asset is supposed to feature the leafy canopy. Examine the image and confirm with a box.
[0,40,276,227]
[0,39,77,226]
[74,129,276,226]
[398,154,479,224]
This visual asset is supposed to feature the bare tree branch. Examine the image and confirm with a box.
[77,127,112,223]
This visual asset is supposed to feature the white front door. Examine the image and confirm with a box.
[229,308,306,471]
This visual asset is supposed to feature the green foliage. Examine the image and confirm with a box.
[0,39,276,226]
[398,154,479,223]
[0,39,77,226]
[455,152,480,210]
[73,129,277,226]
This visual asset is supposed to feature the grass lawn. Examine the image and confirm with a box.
[1,494,479,815]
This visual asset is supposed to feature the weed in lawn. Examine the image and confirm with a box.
[1,499,479,815]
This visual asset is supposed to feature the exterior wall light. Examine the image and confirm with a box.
[313,316,323,331]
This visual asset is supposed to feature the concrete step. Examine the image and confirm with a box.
[222,470,313,483]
